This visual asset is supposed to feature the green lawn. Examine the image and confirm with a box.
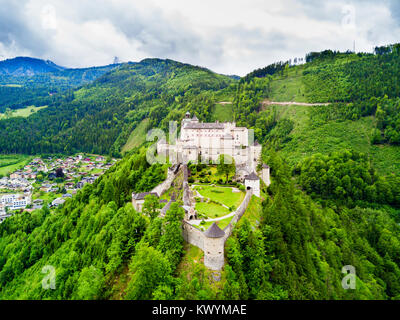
[212,103,234,122]
[121,118,150,153]
[0,106,47,119]
[265,104,400,176]
[201,215,232,231]
[195,202,230,219]
[0,155,32,176]
[268,66,308,102]
[194,185,244,208]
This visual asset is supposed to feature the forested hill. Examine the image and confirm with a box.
[0,58,119,111]
[0,58,235,156]
[0,57,65,76]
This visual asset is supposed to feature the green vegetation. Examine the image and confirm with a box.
[195,201,230,219]
[2,45,400,300]
[211,103,234,122]
[121,118,150,154]
[0,106,47,119]
[0,154,32,176]
[201,216,232,231]
[194,185,244,208]
[0,59,235,156]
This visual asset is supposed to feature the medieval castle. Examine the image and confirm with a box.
[133,114,271,272]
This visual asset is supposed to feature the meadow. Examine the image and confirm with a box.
[0,154,32,176]
[0,105,47,119]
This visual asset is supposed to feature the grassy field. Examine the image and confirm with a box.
[194,185,244,208]
[201,216,232,231]
[264,104,400,176]
[268,66,308,102]
[212,103,234,122]
[121,118,150,153]
[0,105,47,119]
[0,155,32,176]
[195,202,229,219]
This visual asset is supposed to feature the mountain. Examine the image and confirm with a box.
[0,47,400,300]
[0,58,235,155]
[0,60,120,111]
[0,57,65,76]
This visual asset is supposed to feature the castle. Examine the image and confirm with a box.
[157,112,262,174]
[132,114,271,272]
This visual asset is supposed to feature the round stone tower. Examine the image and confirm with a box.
[203,222,225,271]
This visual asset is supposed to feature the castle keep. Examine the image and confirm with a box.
[157,112,262,173]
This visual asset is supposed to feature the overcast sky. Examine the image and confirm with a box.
[1,0,400,76]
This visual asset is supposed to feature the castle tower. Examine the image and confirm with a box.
[203,223,225,271]
[262,164,271,187]
[244,172,260,197]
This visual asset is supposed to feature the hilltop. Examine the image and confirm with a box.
[0,57,65,76]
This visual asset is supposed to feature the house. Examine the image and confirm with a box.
[244,172,260,197]
[131,192,159,212]
[51,198,65,208]
[0,193,31,210]
[0,213,12,223]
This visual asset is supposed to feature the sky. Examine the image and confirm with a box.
[1,0,400,76]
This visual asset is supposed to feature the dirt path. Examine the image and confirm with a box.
[217,101,233,105]
[262,99,330,106]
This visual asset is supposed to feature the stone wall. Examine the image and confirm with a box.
[182,220,205,251]
[151,165,180,197]
[182,189,253,271]
[223,189,253,241]
[204,237,225,271]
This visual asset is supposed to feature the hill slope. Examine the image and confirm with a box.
[0,57,65,76]
[0,58,235,156]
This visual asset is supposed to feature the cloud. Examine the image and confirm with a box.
[0,0,399,75]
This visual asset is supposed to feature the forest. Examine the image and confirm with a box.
[1,46,400,300]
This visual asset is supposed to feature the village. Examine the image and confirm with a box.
[0,154,118,223]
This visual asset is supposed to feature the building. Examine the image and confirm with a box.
[157,112,262,173]
[244,172,260,197]
[51,198,66,208]
[131,192,159,212]
[261,164,271,187]
[0,193,31,210]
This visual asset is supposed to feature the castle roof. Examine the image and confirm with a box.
[245,172,260,181]
[204,222,225,238]
[192,115,199,121]
[184,122,225,130]
[133,192,159,200]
